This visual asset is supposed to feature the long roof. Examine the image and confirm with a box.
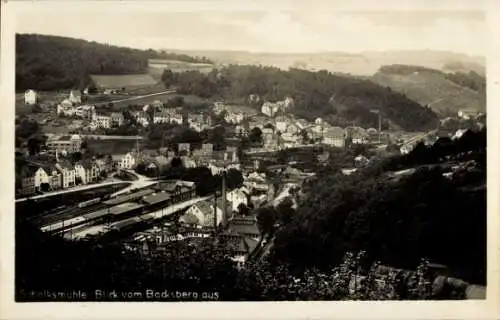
[103,189,155,206]
[90,74,157,89]
[109,202,144,215]
[142,191,172,206]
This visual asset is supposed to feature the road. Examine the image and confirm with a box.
[82,135,144,140]
[403,130,437,146]
[108,89,176,104]
[110,170,158,197]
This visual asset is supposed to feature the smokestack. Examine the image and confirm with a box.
[213,193,218,231]
[221,170,228,227]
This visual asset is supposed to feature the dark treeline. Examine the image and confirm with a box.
[161,65,439,131]
[16,34,213,91]
[271,128,486,285]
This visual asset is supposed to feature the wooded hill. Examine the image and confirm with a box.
[161,65,439,131]
[271,128,486,285]
[371,65,486,117]
[15,34,213,91]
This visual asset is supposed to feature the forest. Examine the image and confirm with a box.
[270,128,486,285]
[15,34,213,91]
[161,65,439,131]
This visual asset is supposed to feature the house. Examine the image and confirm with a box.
[201,143,214,156]
[274,116,290,133]
[45,134,82,155]
[24,89,37,105]
[75,105,95,119]
[189,113,212,126]
[347,127,368,144]
[69,90,82,104]
[179,199,224,228]
[178,143,191,155]
[354,155,369,167]
[261,101,280,117]
[224,112,245,124]
[180,156,197,168]
[458,109,481,120]
[18,165,37,196]
[110,112,125,127]
[46,165,63,191]
[188,113,211,132]
[55,161,76,189]
[226,187,250,213]
[452,129,470,140]
[243,171,269,190]
[221,233,259,268]
[153,111,170,124]
[145,155,171,176]
[235,123,249,137]
[400,143,415,155]
[323,126,346,147]
[227,215,260,240]
[120,152,139,169]
[262,128,278,150]
[314,117,323,125]
[33,165,61,191]
[295,119,311,131]
[91,113,112,129]
[170,113,183,125]
[134,111,150,127]
[75,160,100,184]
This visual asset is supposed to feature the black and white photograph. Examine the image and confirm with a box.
[1,0,499,318]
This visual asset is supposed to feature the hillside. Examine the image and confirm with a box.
[15,34,213,91]
[371,65,486,117]
[271,128,486,285]
[161,65,439,131]
[165,49,485,76]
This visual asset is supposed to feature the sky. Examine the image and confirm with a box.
[14,1,487,57]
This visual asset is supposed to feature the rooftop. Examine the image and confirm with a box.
[103,189,155,206]
[109,202,144,215]
[142,191,172,206]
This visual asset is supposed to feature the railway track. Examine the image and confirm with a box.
[35,203,109,227]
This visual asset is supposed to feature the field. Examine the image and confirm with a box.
[371,71,485,116]
[148,59,214,79]
[87,139,138,155]
[221,104,259,116]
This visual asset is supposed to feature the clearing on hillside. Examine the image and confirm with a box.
[90,74,158,91]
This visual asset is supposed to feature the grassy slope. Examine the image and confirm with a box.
[371,69,486,117]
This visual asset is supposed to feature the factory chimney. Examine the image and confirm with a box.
[221,170,228,228]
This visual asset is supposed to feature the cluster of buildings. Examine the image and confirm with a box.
[16,154,112,197]
[116,142,241,177]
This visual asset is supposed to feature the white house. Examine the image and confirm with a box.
[69,90,82,104]
[323,126,346,147]
[24,89,37,105]
[170,113,183,125]
[55,161,76,189]
[120,152,139,169]
[457,109,481,120]
[74,160,100,185]
[226,187,249,213]
[261,101,280,117]
[180,200,223,228]
[91,113,112,129]
[34,167,50,190]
